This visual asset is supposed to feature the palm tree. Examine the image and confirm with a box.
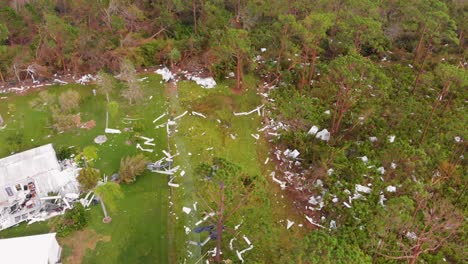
[94,182,123,223]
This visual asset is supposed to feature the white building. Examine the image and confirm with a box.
[0,233,62,264]
[0,144,79,231]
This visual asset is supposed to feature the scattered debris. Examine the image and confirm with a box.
[360,156,369,163]
[192,111,207,118]
[233,105,264,116]
[153,113,167,123]
[388,135,395,143]
[307,125,319,135]
[182,207,192,215]
[316,129,330,141]
[251,134,260,140]
[355,184,372,194]
[155,67,174,82]
[94,135,107,144]
[105,128,122,134]
[136,143,153,152]
[286,219,295,229]
[188,76,217,89]
[386,186,396,192]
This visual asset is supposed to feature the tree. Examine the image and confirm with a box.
[217,28,251,91]
[420,64,467,143]
[120,59,144,104]
[326,53,389,135]
[77,167,100,191]
[94,182,123,223]
[96,71,115,102]
[118,154,149,183]
[374,194,463,264]
[59,89,80,113]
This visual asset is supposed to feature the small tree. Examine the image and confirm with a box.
[121,81,143,104]
[77,167,100,191]
[96,71,115,102]
[118,154,148,183]
[94,182,123,223]
[59,89,80,113]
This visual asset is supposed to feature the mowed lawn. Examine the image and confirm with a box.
[0,74,172,263]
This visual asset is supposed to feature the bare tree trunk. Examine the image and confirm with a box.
[413,26,427,65]
[412,44,431,94]
[307,46,318,87]
[236,55,243,91]
[99,195,109,219]
[276,25,289,74]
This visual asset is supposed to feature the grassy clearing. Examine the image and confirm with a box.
[169,78,304,263]
[0,75,172,263]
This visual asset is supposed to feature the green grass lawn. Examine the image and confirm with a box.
[0,74,172,263]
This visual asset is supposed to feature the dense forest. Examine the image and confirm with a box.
[0,0,466,263]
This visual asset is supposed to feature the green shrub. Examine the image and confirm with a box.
[56,204,89,237]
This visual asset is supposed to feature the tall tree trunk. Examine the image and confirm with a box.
[276,25,289,74]
[0,71,5,84]
[98,195,109,219]
[412,43,431,94]
[307,46,318,87]
[192,0,198,34]
[413,26,427,65]
[236,55,243,91]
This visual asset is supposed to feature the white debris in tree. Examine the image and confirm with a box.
[377,166,385,174]
[360,156,369,163]
[369,136,378,142]
[316,129,330,141]
[307,125,319,135]
[287,219,295,230]
[388,135,395,143]
[155,67,174,82]
[182,207,192,214]
[386,185,396,192]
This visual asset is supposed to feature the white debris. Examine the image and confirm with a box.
[138,136,155,146]
[76,74,95,85]
[260,48,267,52]
[391,162,397,169]
[230,134,237,140]
[243,235,252,246]
[343,202,352,208]
[229,238,236,250]
[105,128,122,134]
[355,184,372,194]
[188,76,217,89]
[271,172,286,189]
[307,125,319,135]
[360,156,369,163]
[284,149,300,159]
[155,67,174,82]
[192,111,207,118]
[286,219,295,230]
[305,215,326,228]
[388,135,395,143]
[233,105,264,116]
[379,194,386,207]
[327,168,334,176]
[406,231,417,240]
[153,113,167,123]
[369,136,378,142]
[53,79,68,85]
[193,202,197,211]
[136,143,153,152]
[185,226,191,234]
[386,185,396,192]
[377,166,385,174]
[324,110,331,115]
[330,220,337,229]
[332,197,339,203]
[316,129,330,141]
[264,158,269,165]
[454,136,462,143]
[94,135,107,144]
[174,110,188,120]
[182,207,192,214]
[251,134,260,140]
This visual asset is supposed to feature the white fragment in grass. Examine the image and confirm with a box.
[251,134,260,140]
[233,105,264,116]
[193,202,198,211]
[454,136,462,143]
[153,113,167,123]
[379,194,386,207]
[188,76,217,89]
[327,168,334,176]
[332,197,339,203]
[284,149,300,159]
[287,219,295,230]
[185,226,191,234]
[155,67,174,82]
[174,110,188,120]
[230,133,237,140]
[369,136,378,142]
[324,110,331,115]
[180,170,186,177]
[355,184,372,194]
[330,220,337,229]
[360,156,369,163]
[105,128,122,134]
[192,111,207,118]
[388,135,395,143]
[264,158,269,165]
[316,129,330,141]
[182,207,192,214]
[308,125,319,135]
[271,172,286,189]
[391,162,397,169]
[377,167,385,175]
[260,48,267,52]
[229,238,236,250]
[386,185,397,192]
[343,202,352,208]
[305,215,326,228]
[136,143,154,152]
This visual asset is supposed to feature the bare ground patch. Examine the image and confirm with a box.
[59,229,111,264]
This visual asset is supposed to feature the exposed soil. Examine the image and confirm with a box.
[59,229,111,264]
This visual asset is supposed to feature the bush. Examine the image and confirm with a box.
[56,204,89,237]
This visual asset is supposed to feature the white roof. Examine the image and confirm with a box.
[0,144,62,202]
[0,233,60,264]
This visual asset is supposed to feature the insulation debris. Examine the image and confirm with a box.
[307,125,319,135]
[316,129,330,141]
[233,105,264,116]
[287,219,295,230]
[182,207,192,214]
[192,111,207,118]
[155,67,174,82]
